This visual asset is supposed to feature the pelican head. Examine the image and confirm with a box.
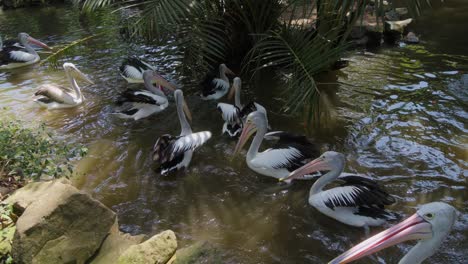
[63,63,94,85]
[143,70,177,93]
[280,151,345,182]
[228,77,241,100]
[329,202,457,264]
[174,89,192,122]
[234,110,268,155]
[18,32,51,50]
[220,63,235,76]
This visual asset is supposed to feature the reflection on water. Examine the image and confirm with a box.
[1,3,467,264]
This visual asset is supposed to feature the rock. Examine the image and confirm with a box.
[90,220,146,264]
[405,32,420,44]
[118,230,177,264]
[7,179,116,264]
[173,241,224,264]
[385,18,413,32]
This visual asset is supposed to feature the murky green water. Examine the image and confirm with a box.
[1,2,467,263]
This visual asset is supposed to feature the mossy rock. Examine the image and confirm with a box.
[173,241,224,264]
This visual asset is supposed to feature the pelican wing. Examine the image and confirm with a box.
[170,131,212,158]
[318,176,395,210]
[152,131,212,163]
[252,147,310,172]
[217,103,240,123]
[34,84,77,104]
[118,90,166,105]
[264,131,320,161]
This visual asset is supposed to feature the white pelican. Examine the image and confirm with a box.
[34,63,94,109]
[113,70,177,120]
[329,202,456,264]
[153,90,212,175]
[280,151,396,228]
[120,57,156,83]
[0,33,50,70]
[200,63,234,100]
[217,77,266,137]
[233,110,320,181]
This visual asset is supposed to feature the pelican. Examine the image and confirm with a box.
[34,63,94,109]
[120,57,156,83]
[329,202,456,264]
[217,77,266,137]
[113,70,177,120]
[386,18,413,32]
[233,110,320,181]
[0,33,50,70]
[280,151,396,229]
[200,63,234,100]
[153,90,212,175]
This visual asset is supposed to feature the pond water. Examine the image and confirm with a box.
[0,2,467,263]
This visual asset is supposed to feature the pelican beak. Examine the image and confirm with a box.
[183,99,192,122]
[27,37,51,50]
[154,75,177,91]
[73,67,94,85]
[233,122,257,155]
[328,213,432,264]
[228,83,237,100]
[279,157,329,182]
[225,67,235,76]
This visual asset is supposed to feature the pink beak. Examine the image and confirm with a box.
[329,213,432,263]
[27,37,51,50]
[233,122,254,155]
[279,157,329,181]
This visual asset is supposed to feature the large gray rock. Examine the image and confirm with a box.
[6,179,116,264]
[118,230,177,264]
[173,241,224,264]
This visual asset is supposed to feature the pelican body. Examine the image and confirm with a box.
[234,111,320,181]
[113,70,177,120]
[200,63,234,100]
[217,77,266,137]
[0,33,50,70]
[153,90,212,175]
[281,151,395,227]
[34,63,94,109]
[330,202,456,264]
[119,57,157,83]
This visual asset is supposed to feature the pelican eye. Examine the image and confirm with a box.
[424,213,434,220]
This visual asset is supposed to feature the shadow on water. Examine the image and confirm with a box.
[0,2,467,264]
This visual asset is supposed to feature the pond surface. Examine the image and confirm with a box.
[0,2,467,263]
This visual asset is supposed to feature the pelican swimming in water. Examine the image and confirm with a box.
[153,90,212,175]
[329,202,456,264]
[0,33,50,70]
[34,63,94,109]
[280,151,396,229]
[217,77,266,137]
[113,70,177,120]
[200,63,234,100]
[233,110,320,181]
[119,57,157,83]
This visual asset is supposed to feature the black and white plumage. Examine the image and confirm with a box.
[113,70,177,120]
[200,63,234,100]
[217,77,267,137]
[233,111,320,181]
[330,202,456,264]
[281,151,396,228]
[119,57,157,83]
[0,35,22,50]
[0,33,50,70]
[33,63,94,109]
[152,90,212,175]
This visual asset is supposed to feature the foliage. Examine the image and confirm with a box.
[0,120,87,181]
[0,203,16,263]
[68,0,436,122]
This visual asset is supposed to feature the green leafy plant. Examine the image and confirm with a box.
[0,120,87,181]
